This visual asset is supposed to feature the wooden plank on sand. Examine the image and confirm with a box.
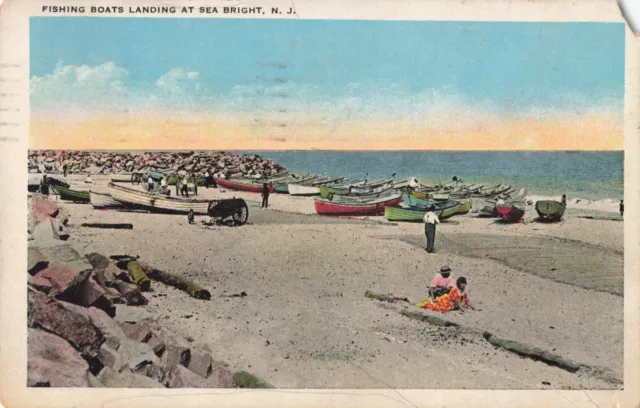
[483,332,580,373]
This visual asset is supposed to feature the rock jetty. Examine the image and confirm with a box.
[28,150,287,179]
[27,194,272,388]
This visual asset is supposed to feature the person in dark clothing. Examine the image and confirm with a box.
[423,205,440,253]
[452,176,458,182]
[620,199,624,217]
[261,183,270,208]
[187,209,195,224]
[561,194,567,207]
[63,164,68,178]
[175,179,180,197]
[192,174,198,196]
[41,174,49,195]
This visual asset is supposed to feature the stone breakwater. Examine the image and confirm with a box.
[28,150,288,178]
[27,194,271,389]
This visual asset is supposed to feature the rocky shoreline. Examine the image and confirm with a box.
[27,194,270,388]
[28,150,288,179]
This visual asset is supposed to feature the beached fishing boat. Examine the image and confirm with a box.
[454,199,471,214]
[315,194,402,216]
[535,200,566,221]
[90,191,122,209]
[496,201,526,222]
[214,177,276,193]
[58,186,90,203]
[108,183,210,214]
[288,177,345,196]
[274,175,315,193]
[349,178,394,195]
[324,187,398,203]
[318,179,368,198]
[385,200,459,221]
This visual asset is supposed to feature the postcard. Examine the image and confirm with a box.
[0,0,639,407]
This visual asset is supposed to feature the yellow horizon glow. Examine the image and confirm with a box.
[30,114,623,151]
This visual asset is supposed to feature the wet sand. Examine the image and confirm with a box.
[50,175,623,389]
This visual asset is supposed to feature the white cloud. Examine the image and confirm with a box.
[30,61,132,114]
[31,62,622,129]
[31,63,208,116]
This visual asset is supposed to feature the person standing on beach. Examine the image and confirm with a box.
[261,183,270,208]
[63,164,68,178]
[159,176,168,195]
[423,205,440,253]
[429,266,454,300]
[187,209,195,224]
[561,194,567,207]
[181,175,190,198]
[192,173,198,196]
[620,199,624,217]
[147,175,154,192]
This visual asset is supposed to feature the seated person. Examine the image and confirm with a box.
[418,277,474,314]
[429,265,454,300]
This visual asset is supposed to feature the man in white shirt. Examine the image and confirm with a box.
[423,205,440,253]
[147,175,154,192]
[159,176,168,195]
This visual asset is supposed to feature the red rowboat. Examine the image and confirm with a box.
[495,202,526,222]
[315,194,403,216]
[215,178,276,193]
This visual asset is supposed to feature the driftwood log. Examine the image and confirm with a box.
[127,261,152,292]
[232,371,272,388]
[482,332,580,373]
[143,267,211,300]
[81,223,134,229]
[364,290,410,303]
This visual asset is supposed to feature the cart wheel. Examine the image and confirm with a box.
[232,202,249,225]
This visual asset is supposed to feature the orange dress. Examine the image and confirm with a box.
[416,287,469,313]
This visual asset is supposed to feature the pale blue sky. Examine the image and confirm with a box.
[30,18,625,116]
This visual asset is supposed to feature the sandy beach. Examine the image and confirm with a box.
[37,174,623,390]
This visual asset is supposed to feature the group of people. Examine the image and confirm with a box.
[417,265,474,313]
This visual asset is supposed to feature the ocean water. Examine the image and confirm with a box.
[244,151,624,201]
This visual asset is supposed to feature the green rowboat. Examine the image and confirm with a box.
[535,200,566,221]
[58,186,90,203]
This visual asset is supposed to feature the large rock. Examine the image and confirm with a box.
[33,262,93,299]
[59,302,128,349]
[209,362,235,387]
[97,366,166,388]
[116,339,159,371]
[28,248,49,275]
[121,321,153,342]
[86,253,111,269]
[97,343,127,372]
[28,328,91,387]
[187,348,213,378]
[29,289,104,355]
[31,241,85,265]
[160,363,235,388]
[32,220,58,242]
[115,282,148,306]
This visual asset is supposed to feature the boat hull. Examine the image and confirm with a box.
[90,191,122,208]
[454,199,471,214]
[109,183,210,214]
[496,204,525,222]
[288,184,321,196]
[58,186,90,203]
[535,200,566,221]
[384,206,426,221]
[315,195,402,216]
[214,178,275,193]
